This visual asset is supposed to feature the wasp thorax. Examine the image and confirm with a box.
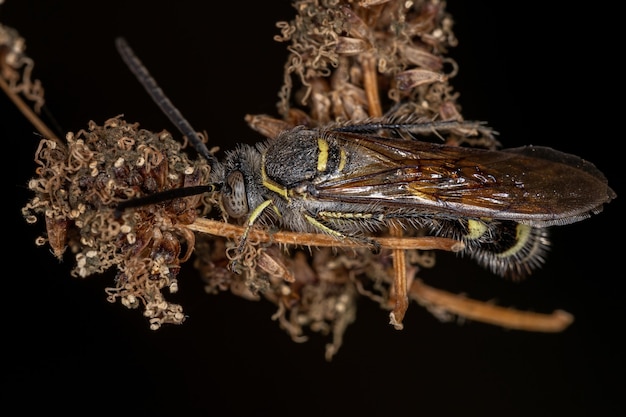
[222,170,249,218]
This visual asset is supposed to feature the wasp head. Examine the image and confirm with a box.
[213,144,265,221]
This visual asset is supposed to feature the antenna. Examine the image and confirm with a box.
[114,37,218,167]
[113,37,221,216]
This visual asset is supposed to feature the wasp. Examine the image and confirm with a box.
[115,38,616,280]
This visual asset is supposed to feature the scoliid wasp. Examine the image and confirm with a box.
[114,37,616,283]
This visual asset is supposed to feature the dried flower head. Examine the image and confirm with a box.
[0,22,44,111]
[22,116,211,329]
[273,0,462,125]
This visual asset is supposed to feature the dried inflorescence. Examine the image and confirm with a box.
[273,0,463,126]
[0,22,58,141]
[0,22,44,112]
[193,224,440,360]
[22,116,212,329]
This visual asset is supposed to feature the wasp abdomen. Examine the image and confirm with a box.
[437,218,550,279]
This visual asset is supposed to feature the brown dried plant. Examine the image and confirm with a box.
[0,22,56,141]
[8,0,574,361]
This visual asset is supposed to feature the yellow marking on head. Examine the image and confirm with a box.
[317,138,329,172]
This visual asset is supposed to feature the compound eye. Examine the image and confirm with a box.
[222,170,249,218]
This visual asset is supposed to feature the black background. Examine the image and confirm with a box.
[2,1,623,416]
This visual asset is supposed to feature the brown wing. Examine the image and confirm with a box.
[313,131,615,226]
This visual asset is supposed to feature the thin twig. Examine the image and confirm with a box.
[188,217,465,251]
[409,279,574,332]
[0,76,63,148]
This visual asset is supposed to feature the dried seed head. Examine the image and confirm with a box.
[272,0,461,126]
[0,23,45,112]
[23,115,211,326]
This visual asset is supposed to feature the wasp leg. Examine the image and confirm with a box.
[305,213,381,253]
[234,200,274,256]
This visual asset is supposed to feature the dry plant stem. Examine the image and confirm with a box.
[410,279,574,332]
[360,53,383,118]
[188,218,464,251]
[360,52,407,329]
[0,76,61,147]
[388,223,408,330]
[190,218,573,332]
